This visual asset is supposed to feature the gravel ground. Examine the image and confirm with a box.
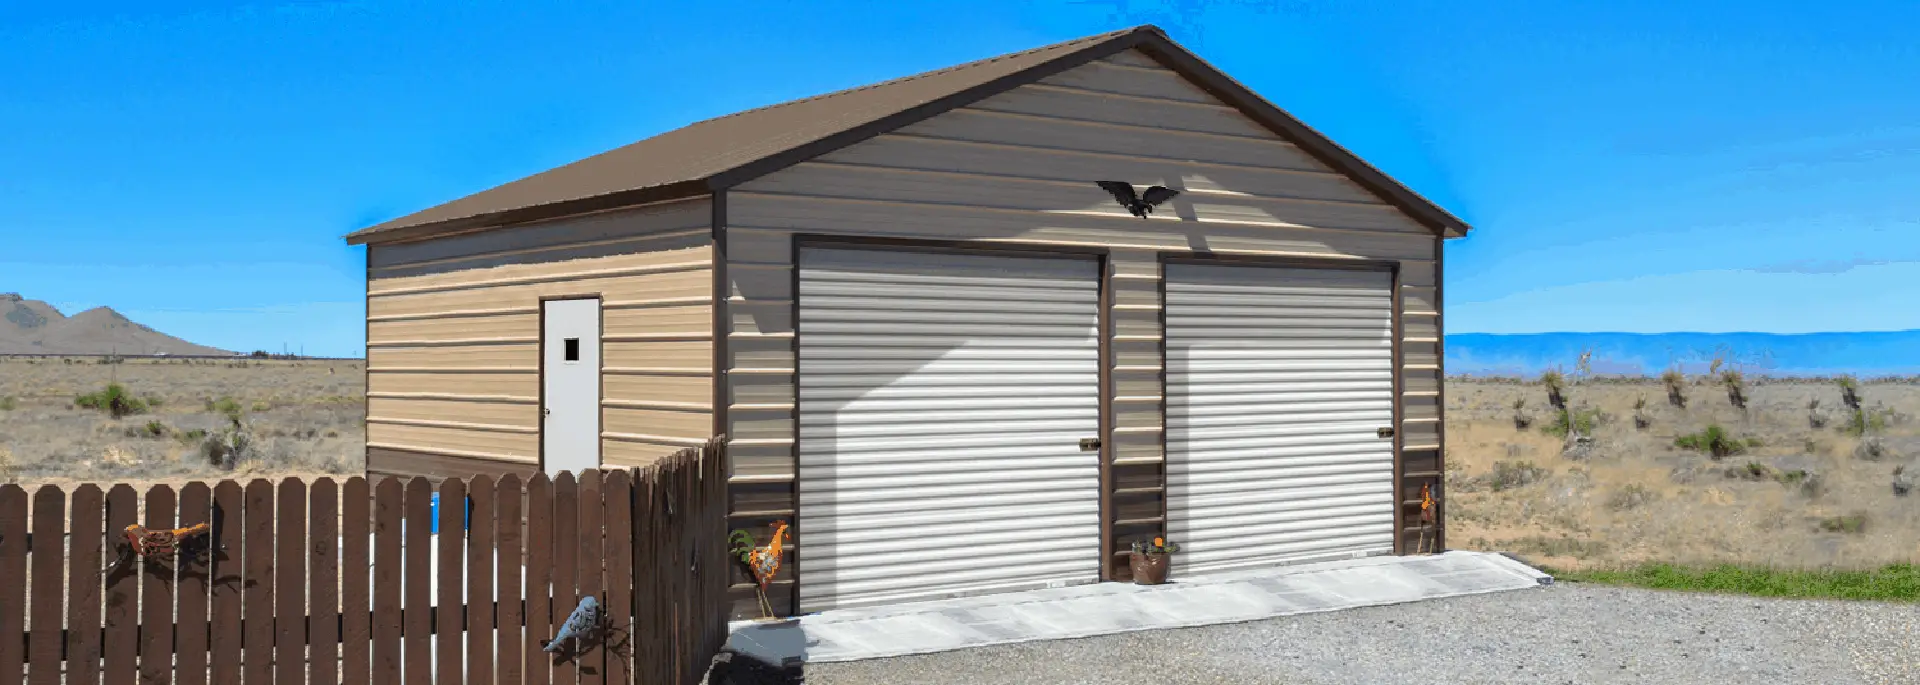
[759,584,1919,685]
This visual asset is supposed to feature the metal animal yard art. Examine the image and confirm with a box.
[1095,181,1181,218]
[1414,482,1438,554]
[104,522,213,575]
[542,595,604,661]
[729,521,790,619]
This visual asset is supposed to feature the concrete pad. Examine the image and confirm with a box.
[725,550,1553,664]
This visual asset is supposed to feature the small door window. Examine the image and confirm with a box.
[563,338,581,362]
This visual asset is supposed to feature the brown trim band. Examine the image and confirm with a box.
[346,181,710,246]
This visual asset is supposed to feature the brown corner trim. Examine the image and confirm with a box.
[712,190,730,441]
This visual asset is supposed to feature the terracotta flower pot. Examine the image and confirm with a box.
[1130,551,1171,585]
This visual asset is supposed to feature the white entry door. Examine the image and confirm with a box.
[542,297,601,478]
[1164,263,1397,576]
[796,247,1104,612]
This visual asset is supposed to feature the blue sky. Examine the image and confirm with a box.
[4,1,1917,357]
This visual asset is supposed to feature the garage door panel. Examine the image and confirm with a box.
[798,246,1104,611]
[1165,262,1398,576]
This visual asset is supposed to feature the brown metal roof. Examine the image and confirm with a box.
[346,25,1470,245]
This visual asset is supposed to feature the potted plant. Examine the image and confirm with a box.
[1129,537,1179,585]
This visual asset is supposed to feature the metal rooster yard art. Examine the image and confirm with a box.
[104,522,213,575]
[729,521,790,619]
[1095,181,1181,218]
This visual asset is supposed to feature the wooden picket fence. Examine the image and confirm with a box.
[0,437,731,685]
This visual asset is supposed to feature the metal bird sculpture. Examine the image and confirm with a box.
[103,522,213,575]
[543,595,603,656]
[1095,181,1180,218]
[729,522,790,619]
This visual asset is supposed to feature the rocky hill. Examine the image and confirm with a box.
[0,293,232,355]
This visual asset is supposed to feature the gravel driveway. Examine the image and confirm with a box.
[775,584,1918,685]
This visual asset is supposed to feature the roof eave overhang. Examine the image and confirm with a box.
[343,179,713,246]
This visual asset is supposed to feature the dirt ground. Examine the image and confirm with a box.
[0,356,363,488]
[1445,376,1920,571]
[5,357,1917,572]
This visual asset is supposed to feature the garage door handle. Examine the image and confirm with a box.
[1079,438,1102,452]
[1377,427,1395,438]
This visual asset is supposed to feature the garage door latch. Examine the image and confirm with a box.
[1079,437,1103,452]
[1377,427,1395,438]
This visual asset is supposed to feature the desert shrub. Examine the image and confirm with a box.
[1488,461,1551,491]
[1661,368,1688,408]
[75,383,147,418]
[1719,369,1748,410]
[1511,398,1532,430]
[207,396,245,422]
[0,446,14,483]
[1541,408,1600,438]
[1836,375,1862,411]
[0,396,14,411]
[1607,484,1657,511]
[1843,408,1890,437]
[1632,395,1651,429]
[1808,399,1827,428]
[1817,513,1867,534]
[175,428,209,444]
[1675,425,1746,458]
[1540,370,1567,410]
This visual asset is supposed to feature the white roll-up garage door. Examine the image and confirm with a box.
[796,247,1104,612]
[1164,262,1397,576]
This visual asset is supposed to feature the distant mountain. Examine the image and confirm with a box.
[1446,330,1920,378]
[0,293,232,355]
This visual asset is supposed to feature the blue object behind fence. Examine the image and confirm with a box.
[427,493,473,535]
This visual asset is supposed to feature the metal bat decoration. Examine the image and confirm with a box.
[543,595,603,656]
[1095,181,1180,218]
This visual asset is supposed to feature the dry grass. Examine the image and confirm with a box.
[1449,377,1920,572]
[0,356,364,488]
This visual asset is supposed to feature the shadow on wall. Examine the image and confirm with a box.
[732,245,1105,612]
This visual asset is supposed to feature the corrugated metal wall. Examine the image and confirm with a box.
[1163,263,1397,574]
[793,247,1105,612]
[363,197,715,480]
[722,48,1446,617]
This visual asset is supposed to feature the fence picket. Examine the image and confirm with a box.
[311,479,341,685]
[210,482,244,685]
[437,477,466,685]
[27,486,63,685]
[342,477,372,685]
[278,479,309,685]
[243,480,275,684]
[404,478,433,684]
[66,485,105,685]
[496,475,525,685]
[0,485,22,685]
[467,476,496,685]
[372,478,404,684]
[177,482,213,685]
[577,470,604,685]
[602,471,632,685]
[550,472,579,684]
[102,484,138,685]
[140,486,179,685]
[523,475,551,685]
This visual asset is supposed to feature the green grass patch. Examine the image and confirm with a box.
[1543,562,1920,602]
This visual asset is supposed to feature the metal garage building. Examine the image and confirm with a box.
[345,25,1472,619]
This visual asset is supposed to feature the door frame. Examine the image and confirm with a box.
[537,293,606,476]
[787,234,1115,614]
[1155,252,1406,559]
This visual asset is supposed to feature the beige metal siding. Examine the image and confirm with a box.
[366,197,715,479]
[720,49,1445,607]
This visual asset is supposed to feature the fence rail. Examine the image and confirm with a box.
[0,438,730,685]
